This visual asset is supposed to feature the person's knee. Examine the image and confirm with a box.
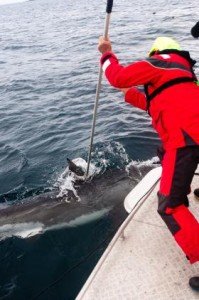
[157,192,189,215]
[157,192,181,235]
[157,192,170,215]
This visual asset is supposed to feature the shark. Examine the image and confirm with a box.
[0,158,157,240]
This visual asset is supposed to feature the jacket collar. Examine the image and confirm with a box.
[155,50,196,67]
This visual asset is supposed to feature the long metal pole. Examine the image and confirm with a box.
[85,1,113,178]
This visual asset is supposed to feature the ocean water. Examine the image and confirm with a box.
[0,0,198,299]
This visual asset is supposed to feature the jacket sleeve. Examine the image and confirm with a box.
[100,51,157,88]
[124,87,147,111]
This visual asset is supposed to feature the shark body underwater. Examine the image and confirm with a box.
[0,159,156,239]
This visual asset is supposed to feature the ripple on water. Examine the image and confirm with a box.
[0,0,198,196]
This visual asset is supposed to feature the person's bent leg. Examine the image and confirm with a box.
[157,147,199,264]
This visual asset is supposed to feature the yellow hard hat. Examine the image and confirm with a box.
[148,37,181,56]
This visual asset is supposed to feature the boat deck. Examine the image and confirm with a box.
[77,170,199,299]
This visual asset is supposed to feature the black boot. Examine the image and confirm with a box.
[194,188,199,198]
[189,276,199,291]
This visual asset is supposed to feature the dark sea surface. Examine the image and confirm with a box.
[0,0,198,299]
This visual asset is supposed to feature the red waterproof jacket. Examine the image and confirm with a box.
[101,50,199,150]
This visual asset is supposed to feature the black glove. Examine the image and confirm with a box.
[191,21,199,38]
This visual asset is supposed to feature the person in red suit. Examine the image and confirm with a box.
[98,36,199,290]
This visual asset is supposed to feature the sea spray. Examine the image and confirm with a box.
[55,157,98,201]
[55,142,130,201]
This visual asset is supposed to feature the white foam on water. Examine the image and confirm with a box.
[0,222,44,240]
[94,141,130,171]
[0,0,28,5]
[55,142,131,202]
[126,156,159,170]
[56,157,99,201]
[55,143,157,203]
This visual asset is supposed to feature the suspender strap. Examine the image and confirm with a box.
[146,77,195,112]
